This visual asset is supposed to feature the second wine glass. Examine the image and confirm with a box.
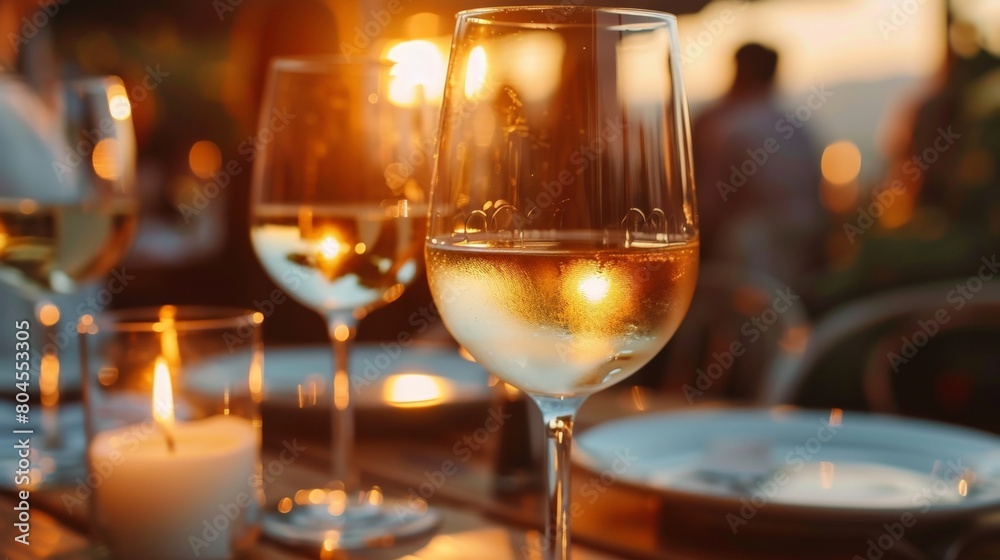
[249,57,439,549]
[427,7,699,560]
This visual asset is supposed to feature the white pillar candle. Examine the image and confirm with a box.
[89,414,258,559]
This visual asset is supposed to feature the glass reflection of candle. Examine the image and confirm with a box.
[383,373,451,408]
[314,228,350,278]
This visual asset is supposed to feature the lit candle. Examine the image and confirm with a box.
[89,357,258,559]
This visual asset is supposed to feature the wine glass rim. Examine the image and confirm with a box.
[85,305,263,333]
[269,55,392,73]
[457,5,678,26]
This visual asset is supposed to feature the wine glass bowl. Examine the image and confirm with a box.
[0,75,137,490]
[426,7,698,558]
[249,56,439,550]
[0,75,137,297]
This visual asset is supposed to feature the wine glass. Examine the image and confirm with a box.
[249,56,439,549]
[426,7,698,559]
[0,75,137,488]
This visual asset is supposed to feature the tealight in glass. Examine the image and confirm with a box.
[79,306,264,560]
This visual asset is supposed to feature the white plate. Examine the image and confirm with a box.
[575,408,1000,529]
[257,343,492,409]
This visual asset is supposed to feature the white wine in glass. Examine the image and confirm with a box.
[249,57,440,550]
[427,7,699,559]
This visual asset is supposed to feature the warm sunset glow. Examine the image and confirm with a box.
[386,40,447,107]
[107,84,132,121]
[383,373,450,408]
[92,138,121,180]
[40,354,60,407]
[152,357,176,447]
[188,140,222,179]
[464,46,489,99]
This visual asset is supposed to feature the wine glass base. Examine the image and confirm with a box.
[263,490,442,551]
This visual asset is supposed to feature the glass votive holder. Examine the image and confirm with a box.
[78,306,264,560]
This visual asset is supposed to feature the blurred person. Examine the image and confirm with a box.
[692,43,826,305]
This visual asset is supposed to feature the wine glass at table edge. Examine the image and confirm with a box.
[426,7,698,560]
[0,75,137,487]
[249,57,440,548]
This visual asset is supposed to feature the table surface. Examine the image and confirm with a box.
[2,389,1000,560]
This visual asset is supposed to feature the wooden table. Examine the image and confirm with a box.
[2,390,999,559]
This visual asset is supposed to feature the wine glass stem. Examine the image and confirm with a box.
[532,395,586,560]
[327,313,359,496]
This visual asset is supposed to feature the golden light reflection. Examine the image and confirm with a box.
[277,497,293,513]
[157,305,181,372]
[315,230,350,270]
[502,382,520,398]
[829,408,843,427]
[334,369,350,411]
[188,140,222,179]
[249,354,263,404]
[92,138,120,180]
[333,324,351,342]
[820,461,835,489]
[18,199,38,215]
[38,303,60,327]
[40,354,59,407]
[578,273,611,303]
[958,478,969,497]
[383,373,451,408]
[821,141,862,185]
[386,40,447,107]
[464,46,489,99]
[459,346,476,363]
[327,489,347,516]
[152,356,176,448]
[107,84,131,121]
[0,226,7,252]
[631,386,648,411]
[309,488,326,504]
[368,486,384,506]
[354,242,367,254]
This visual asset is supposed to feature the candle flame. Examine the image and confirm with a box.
[152,356,176,452]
